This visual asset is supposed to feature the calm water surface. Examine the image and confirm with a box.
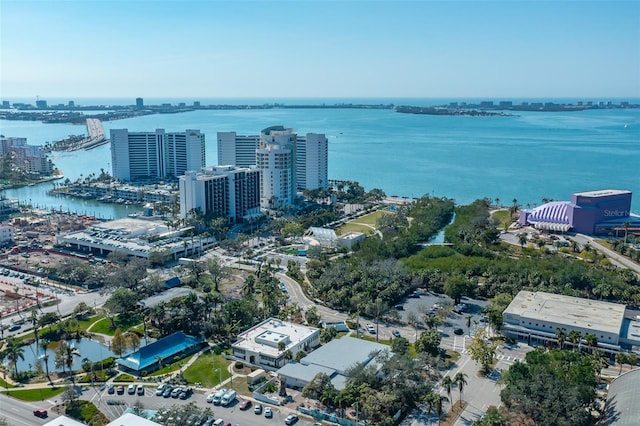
[1,101,638,216]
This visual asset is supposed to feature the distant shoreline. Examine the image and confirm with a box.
[1,100,638,125]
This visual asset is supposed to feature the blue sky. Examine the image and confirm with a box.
[1,0,638,99]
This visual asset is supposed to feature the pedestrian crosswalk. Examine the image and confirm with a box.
[458,349,523,363]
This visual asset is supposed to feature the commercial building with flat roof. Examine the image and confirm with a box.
[502,291,640,353]
[277,336,388,390]
[232,318,320,370]
[519,189,639,235]
[56,217,215,262]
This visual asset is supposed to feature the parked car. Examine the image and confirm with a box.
[156,383,166,396]
[127,384,136,395]
[137,384,144,395]
[107,384,115,394]
[454,303,468,313]
[206,393,216,403]
[171,387,182,398]
[162,387,173,398]
[254,403,263,414]
[366,324,376,334]
[8,324,21,332]
[454,327,464,335]
[179,387,192,399]
[264,407,273,418]
[239,400,251,410]
[116,385,125,395]
[392,329,401,338]
[33,408,48,418]
[285,414,299,425]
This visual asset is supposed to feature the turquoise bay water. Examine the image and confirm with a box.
[1,102,639,217]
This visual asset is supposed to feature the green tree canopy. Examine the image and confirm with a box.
[501,348,597,426]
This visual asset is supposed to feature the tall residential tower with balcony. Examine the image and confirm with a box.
[217,126,327,209]
[179,166,261,224]
[110,129,205,181]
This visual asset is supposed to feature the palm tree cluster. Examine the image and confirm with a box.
[422,372,469,425]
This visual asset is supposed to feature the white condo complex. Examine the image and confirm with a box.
[110,129,205,181]
[179,166,261,224]
[217,126,328,208]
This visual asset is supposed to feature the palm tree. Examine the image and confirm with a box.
[592,349,608,381]
[30,309,40,349]
[518,233,527,248]
[616,352,627,375]
[465,315,473,336]
[441,375,453,409]
[434,394,448,426]
[56,342,80,382]
[4,338,25,379]
[154,355,163,372]
[623,221,631,244]
[453,372,468,407]
[40,339,51,381]
[567,329,582,350]
[555,328,566,350]
[585,333,598,354]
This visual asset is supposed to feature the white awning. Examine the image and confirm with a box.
[533,222,571,232]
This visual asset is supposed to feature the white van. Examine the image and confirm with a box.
[211,388,227,405]
[213,419,224,426]
[221,390,236,406]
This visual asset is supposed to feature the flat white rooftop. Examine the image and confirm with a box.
[504,291,625,336]
[234,318,318,357]
[573,189,630,198]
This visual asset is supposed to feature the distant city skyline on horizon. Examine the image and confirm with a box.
[1,1,638,99]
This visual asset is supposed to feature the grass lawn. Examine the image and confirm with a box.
[2,386,65,401]
[148,358,187,377]
[182,352,231,387]
[113,373,135,382]
[491,210,511,229]
[88,318,114,335]
[16,313,105,344]
[0,376,15,389]
[89,313,141,336]
[351,210,392,226]
[336,223,374,236]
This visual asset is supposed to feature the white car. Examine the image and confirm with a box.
[206,393,216,403]
[366,324,376,334]
[264,407,273,418]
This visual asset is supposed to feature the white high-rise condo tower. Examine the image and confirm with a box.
[217,126,327,209]
[110,129,205,181]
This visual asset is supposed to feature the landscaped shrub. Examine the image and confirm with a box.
[66,400,109,426]
[113,373,135,382]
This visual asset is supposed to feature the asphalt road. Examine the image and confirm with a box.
[1,273,109,339]
[0,393,57,426]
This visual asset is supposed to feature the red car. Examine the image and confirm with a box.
[239,400,252,410]
[33,408,48,418]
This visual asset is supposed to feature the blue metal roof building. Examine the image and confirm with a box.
[117,332,205,375]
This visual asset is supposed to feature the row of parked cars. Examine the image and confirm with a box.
[107,383,145,396]
[155,383,193,399]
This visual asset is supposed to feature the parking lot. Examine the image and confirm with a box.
[85,383,320,426]
[391,291,490,336]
